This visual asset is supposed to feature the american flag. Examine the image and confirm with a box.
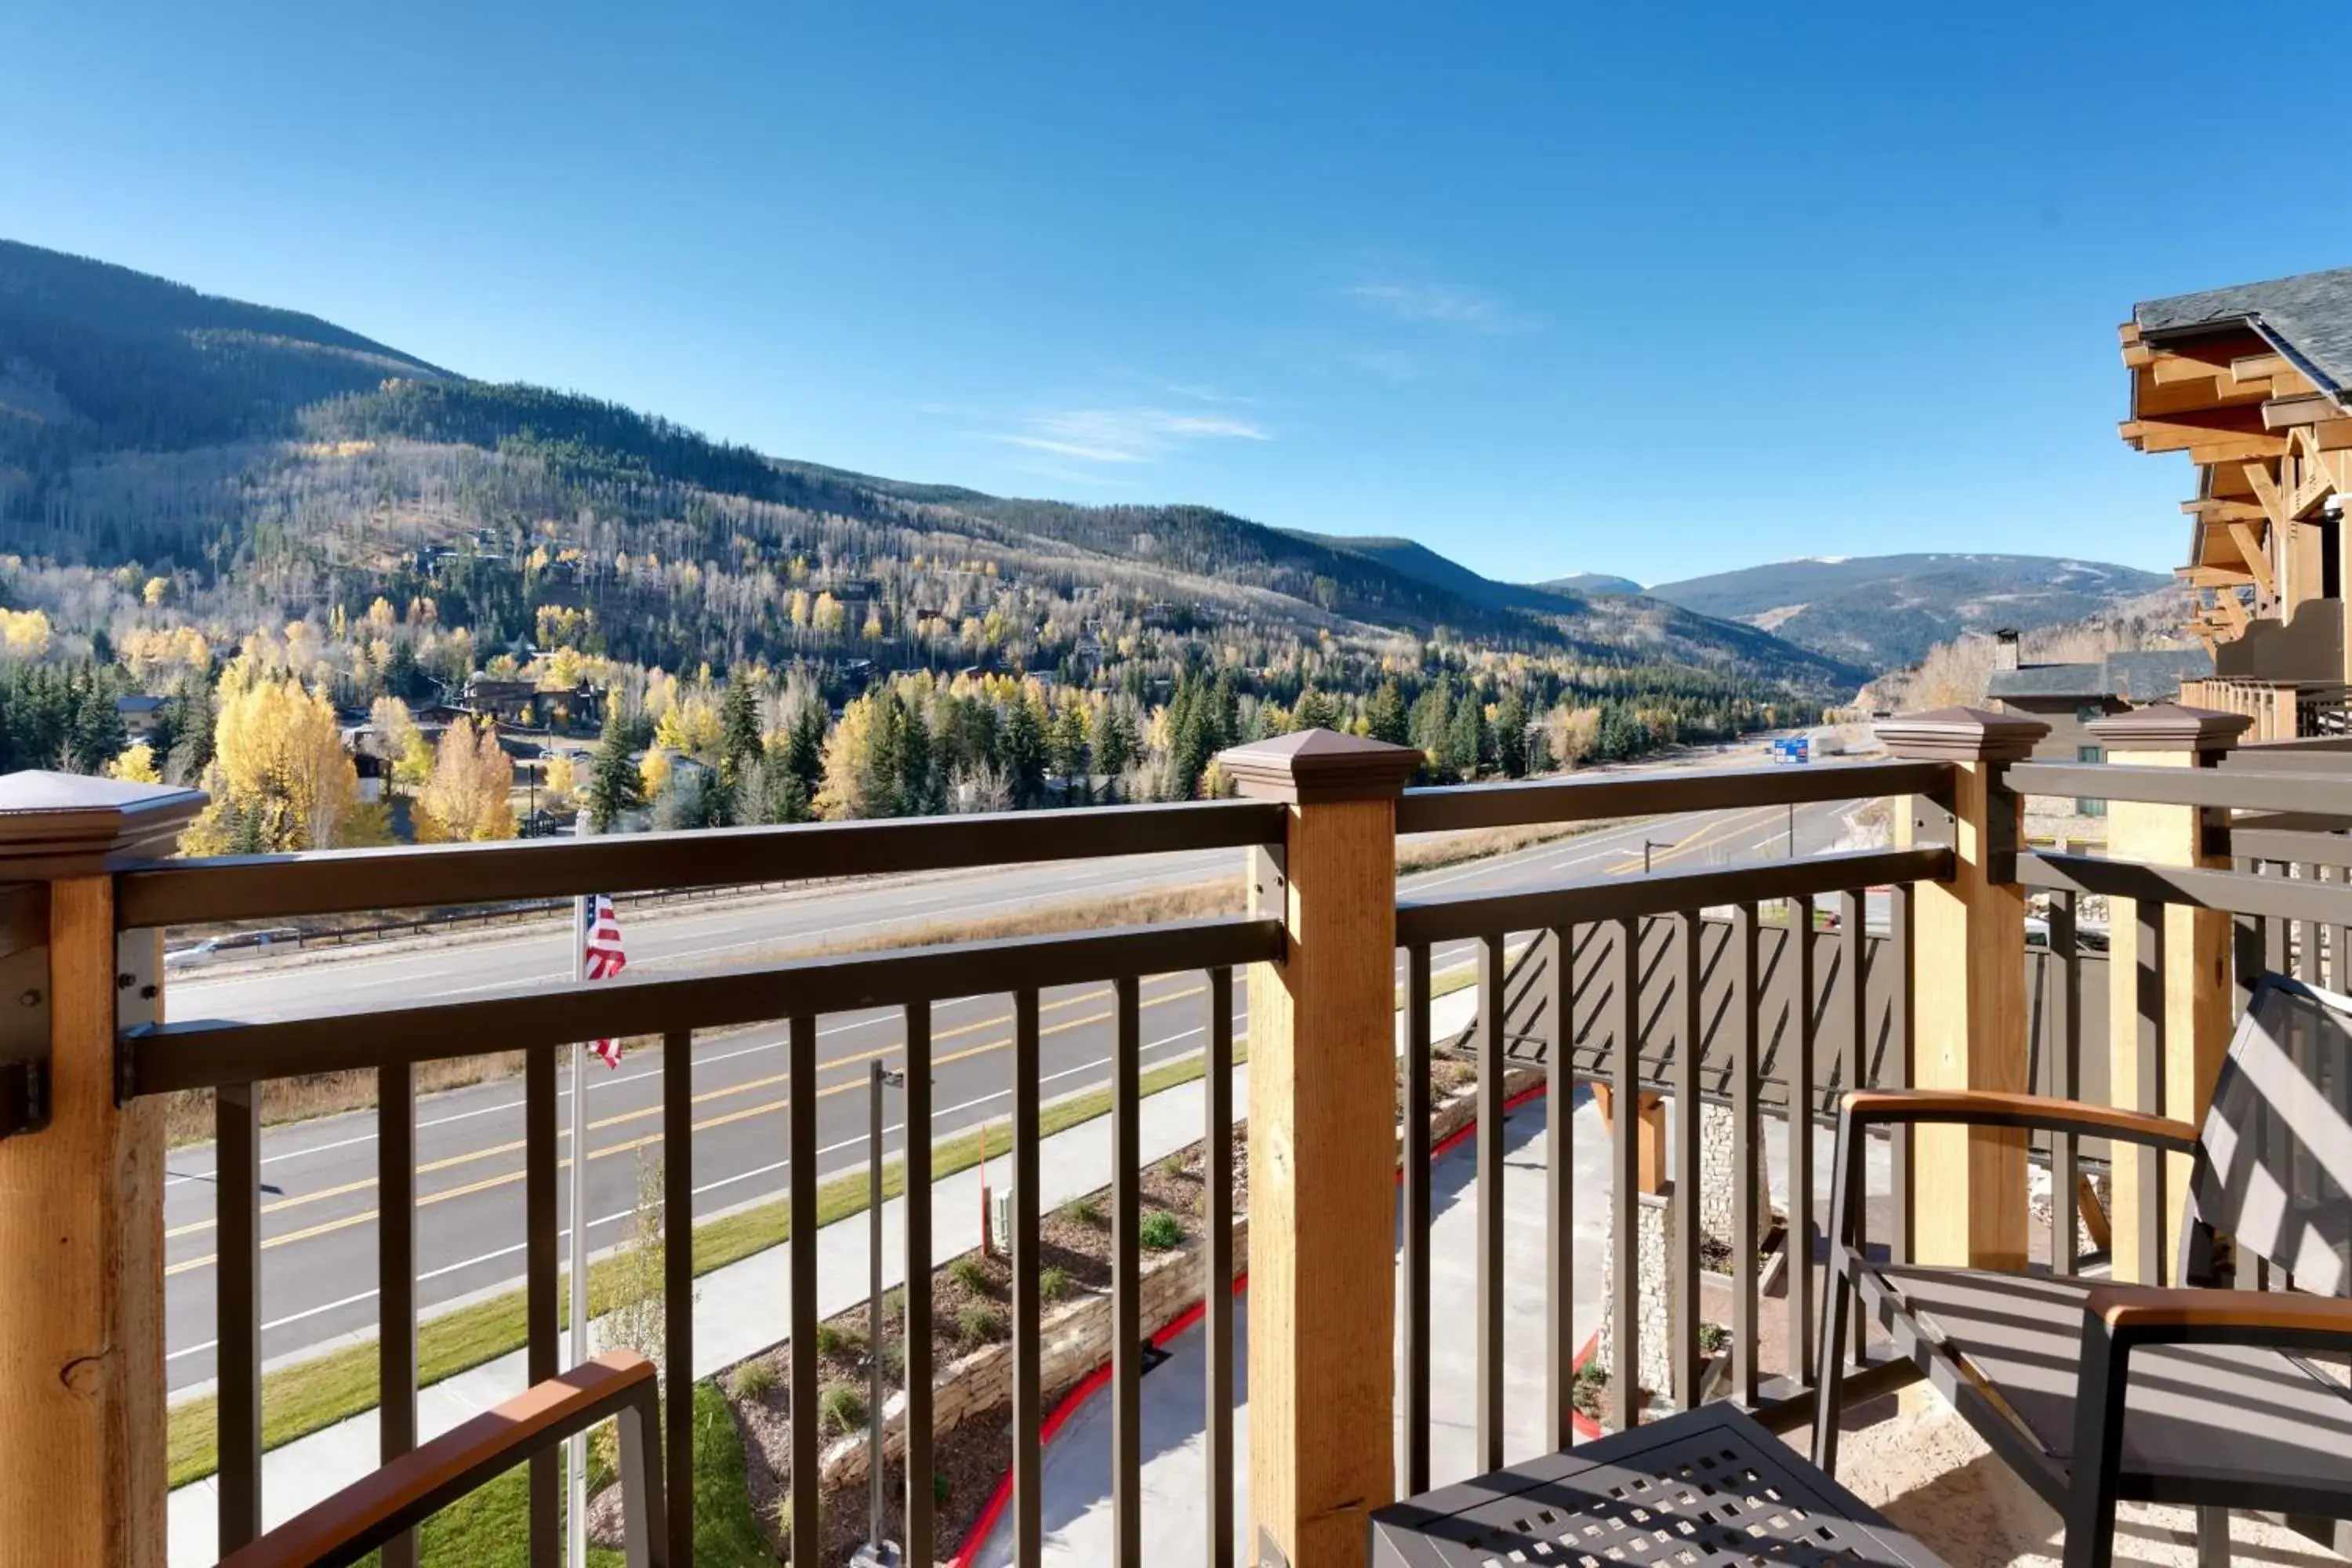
[583,893,627,1068]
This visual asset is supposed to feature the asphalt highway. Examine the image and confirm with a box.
[161,754,1863,1392]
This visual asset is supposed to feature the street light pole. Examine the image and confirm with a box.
[855,1064,905,1568]
[1643,838,1669,874]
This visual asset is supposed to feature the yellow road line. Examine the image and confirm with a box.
[165,982,1217,1272]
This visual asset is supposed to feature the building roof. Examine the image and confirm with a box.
[1987,647,2213,702]
[114,694,170,713]
[2136,265,2352,397]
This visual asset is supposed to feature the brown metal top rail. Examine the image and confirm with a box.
[123,914,1282,1094]
[1393,844,1948,946]
[113,797,1289,928]
[2008,761,2352,816]
[107,757,1958,929]
[2012,851,2352,926]
[1393,758,1950,835]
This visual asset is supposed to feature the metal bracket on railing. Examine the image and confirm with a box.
[0,941,51,1140]
[1250,844,1287,922]
[112,930,161,1105]
[1908,797,1958,852]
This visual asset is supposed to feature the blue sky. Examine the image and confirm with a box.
[5,2,2349,586]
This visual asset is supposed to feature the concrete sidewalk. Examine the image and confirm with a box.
[166,989,1481,1565]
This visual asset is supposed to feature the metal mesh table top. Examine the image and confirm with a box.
[1370,1404,1944,1568]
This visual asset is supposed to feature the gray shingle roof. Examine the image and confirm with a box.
[2136,266,2352,397]
[1986,648,2212,702]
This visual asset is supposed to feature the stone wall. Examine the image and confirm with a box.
[1697,1102,1776,1253]
[805,1062,1549,1492]
[820,1212,1252,1490]
[1593,1192,1672,1402]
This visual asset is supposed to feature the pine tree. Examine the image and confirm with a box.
[1365,680,1410,747]
[1494,691,1530,779]
[1000,695,1046,806]
[586,705,642,832]
[719,677,761,773]
[1047,702,1090,795]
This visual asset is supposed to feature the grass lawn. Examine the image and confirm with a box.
[347,1381,768,1566]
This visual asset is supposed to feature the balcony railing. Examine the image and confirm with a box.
[2,709,2345,1568]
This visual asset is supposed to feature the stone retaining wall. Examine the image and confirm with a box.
[808,1062,1548,1493]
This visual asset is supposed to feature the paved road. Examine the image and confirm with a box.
[161,750,1867,1392]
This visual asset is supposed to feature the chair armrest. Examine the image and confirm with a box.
[1840,1089,2200,1155]
[2085,1285,2352,1352]
[219,1351,662,1568]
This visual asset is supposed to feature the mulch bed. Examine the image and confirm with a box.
[723,1125,1251,1563]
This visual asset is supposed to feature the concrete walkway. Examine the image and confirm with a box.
[166,989,1481,1565]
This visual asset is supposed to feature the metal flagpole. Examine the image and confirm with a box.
[566,828,593,1568]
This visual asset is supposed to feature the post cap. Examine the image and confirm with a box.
[1872,706,2049,762]
[0,771,208,880]
[1214,728,1422,804]
[2085,703,2253,754]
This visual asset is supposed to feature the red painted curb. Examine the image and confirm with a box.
[950,1076,1561,1566]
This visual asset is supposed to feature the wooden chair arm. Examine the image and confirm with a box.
[2086,1285,2352,1345]
[1839,1089,2200,1154]
[219,1351,663,1568]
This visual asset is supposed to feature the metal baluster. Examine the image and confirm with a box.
[789,1014,819,1563]
[1548,926,1580,1443]
[2050,895,2082,1276]
[903,1005,934,1567]
[1838,890,1866,1366]
[1112,976,1142,1565]
[663,1029,695,1567]
[1671,914,1701,1411]
[380,1065,418,1568]
[1402,944,1433,1494]
[2233,857,2261,1020]
[527,1044,558,1566]
[1732,903,1762,1406]
[1786,895,1816,1386]
[2297,864,2320,982]
[1013,989,1043,1566]
[2136,904,2166,1283]
[218,1080,263,1558]
[1204,968,1235,1568]
[1889,884,1914,1267]
[1608,916,1640,1432]
[1475,931,1506,1467]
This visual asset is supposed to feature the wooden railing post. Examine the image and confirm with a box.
[1218,730,1421,1568]
[1875,710,2045,1272]
[2087,706,2249,1284]
[0,771,203,1568]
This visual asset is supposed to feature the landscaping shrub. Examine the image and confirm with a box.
[1139,1210,1184,1250]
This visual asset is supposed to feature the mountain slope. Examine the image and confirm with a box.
[0,235,1859,706]
[1538,572,1643,596]
[1642,554,2171,670]
[0,239,446,456]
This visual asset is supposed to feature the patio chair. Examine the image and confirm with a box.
[1813,975,2352,1568]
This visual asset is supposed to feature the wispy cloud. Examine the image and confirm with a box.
[991,406,1272,466]
[1343,278,1538,334]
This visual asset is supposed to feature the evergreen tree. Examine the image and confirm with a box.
[1365,680,1410,747]
[586,705,642,832]
[1047,702,1091,796]
[1000,695,1046,806]
[1291,684,1340,732]
[1494,691,1530,779]
[1089,700,1135,796]
[719,677,761,774]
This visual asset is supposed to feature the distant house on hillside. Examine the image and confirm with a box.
[115,694,170,740]
[1984,627,2214,762]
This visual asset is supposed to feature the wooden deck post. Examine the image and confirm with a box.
[1876,710,2045,1272]
[0,772,202,1568]
[2087,706,2249,1284]
[1218,729,1421,1568]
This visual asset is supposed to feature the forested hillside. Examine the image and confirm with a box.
[0,237,1857,848]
